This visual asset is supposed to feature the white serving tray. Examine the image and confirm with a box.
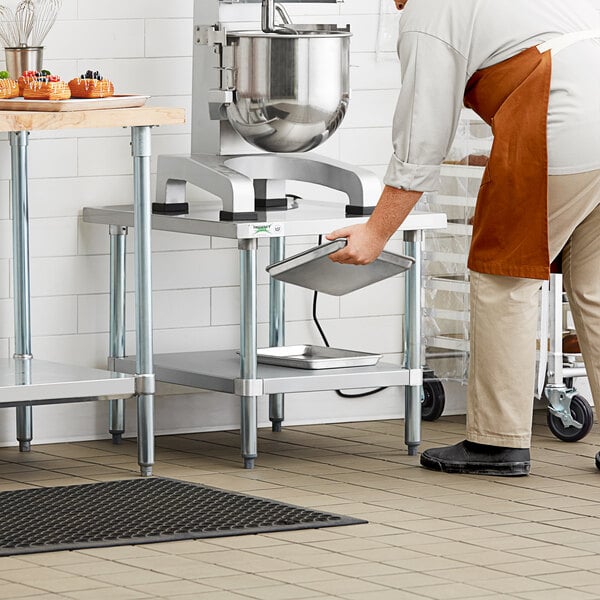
[0,94,149,112]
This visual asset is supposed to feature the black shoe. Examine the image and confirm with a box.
[596,452,600,471]
[420,440,530,476]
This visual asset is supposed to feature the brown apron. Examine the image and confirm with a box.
[464,47,552,280]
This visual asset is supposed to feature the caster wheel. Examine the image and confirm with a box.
[422,377,445,421]
[547,394,594,442]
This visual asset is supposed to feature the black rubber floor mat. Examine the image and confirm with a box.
[0,477,366,556]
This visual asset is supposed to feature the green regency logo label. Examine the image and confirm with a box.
[246,223,284,237]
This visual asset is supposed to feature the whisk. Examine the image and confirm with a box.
[15,0,34,46]
[0,4,18,47]
[31,0,60,46]
[0,0,60,48]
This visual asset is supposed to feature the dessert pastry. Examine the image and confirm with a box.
[18,70,39,96]
[68,70,114,98]
[0,71,18,99]
[18,69,50,96]
[23,75,71,100]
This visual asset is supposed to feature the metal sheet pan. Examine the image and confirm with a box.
[266,239,415,296]
[256,345,382,369]
[0,95,149,112]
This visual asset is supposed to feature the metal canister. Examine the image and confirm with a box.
[4,46,43,79]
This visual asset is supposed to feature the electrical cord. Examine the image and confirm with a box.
[312,235,388,399]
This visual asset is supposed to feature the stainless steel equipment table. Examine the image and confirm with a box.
[0,107,185,476]
[84,198,446,469]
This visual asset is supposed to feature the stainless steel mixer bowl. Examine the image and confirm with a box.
[224,25,351,153]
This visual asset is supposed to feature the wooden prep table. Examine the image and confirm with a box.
[0,106,185,477]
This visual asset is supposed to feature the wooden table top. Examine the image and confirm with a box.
[0,106,186,132]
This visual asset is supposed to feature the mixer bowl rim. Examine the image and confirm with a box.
[227,25,352,39]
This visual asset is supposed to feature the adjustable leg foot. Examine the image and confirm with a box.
[111,433,123,445]
[19,441,31,452]
[140,466,152,477]
[407,443,419,456]
[271,421,282,433]
[244,457,255,470]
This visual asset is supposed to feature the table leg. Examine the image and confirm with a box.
[10,131,33,452]
[109,225,128,444]
[269,236,285,432]
[404,230,423,456]
[239,238,258,469]
[132,126,154,477]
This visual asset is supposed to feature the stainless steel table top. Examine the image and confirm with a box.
[83,199,446,240]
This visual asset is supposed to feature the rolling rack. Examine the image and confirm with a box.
[419,108,594,441]
[539,271,593,441]
[418,109,483,420]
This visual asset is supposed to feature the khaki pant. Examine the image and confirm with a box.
[467,170,600,448]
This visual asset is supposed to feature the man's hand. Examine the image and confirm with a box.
[326,223,387,265]
[326,186,423,265]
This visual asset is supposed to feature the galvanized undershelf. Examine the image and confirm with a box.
[115,350,416,396]
[0,359,136,406]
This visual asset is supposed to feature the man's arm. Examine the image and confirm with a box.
[327,27,468,265]
[326,185,422,264]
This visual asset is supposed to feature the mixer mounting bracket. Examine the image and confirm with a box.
[196,24,227,46]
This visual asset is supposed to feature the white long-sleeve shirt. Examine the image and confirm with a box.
[383,0,600,192]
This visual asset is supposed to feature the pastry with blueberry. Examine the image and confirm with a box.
[69,70,114,98]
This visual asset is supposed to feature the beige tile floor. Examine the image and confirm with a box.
[0,410,599,600]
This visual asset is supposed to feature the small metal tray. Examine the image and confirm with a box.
[256,345,382,369]
[266,239,415,296]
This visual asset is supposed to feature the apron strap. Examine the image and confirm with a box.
[537,29,600,56]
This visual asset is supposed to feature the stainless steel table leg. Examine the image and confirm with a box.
[239,238,258,469]
[10,131,33,452]
[269,236,285,432]
[132,126,154,477]
[109,224,128,444]
[404,230,422,456]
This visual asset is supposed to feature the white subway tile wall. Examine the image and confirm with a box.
[0,0,597,445]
